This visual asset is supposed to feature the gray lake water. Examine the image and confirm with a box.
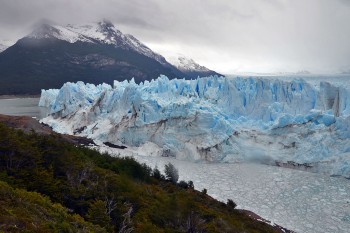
[0,98,47,119]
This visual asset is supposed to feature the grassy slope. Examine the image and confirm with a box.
[0,123,281,233]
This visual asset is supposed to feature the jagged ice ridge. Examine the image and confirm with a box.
[40,76,350,177]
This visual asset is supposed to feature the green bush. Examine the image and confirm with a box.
[178,180,189,189]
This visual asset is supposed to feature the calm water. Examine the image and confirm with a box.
[0,98,47,119]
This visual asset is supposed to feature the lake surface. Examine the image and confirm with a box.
[1,96,350,233]
[0,98,47,119]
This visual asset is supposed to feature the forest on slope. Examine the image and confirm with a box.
[0,122,285,232]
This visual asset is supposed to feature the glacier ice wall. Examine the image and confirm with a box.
[39,76,350,177]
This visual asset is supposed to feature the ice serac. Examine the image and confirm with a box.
[39,89,60,109]
[40,76,350,177]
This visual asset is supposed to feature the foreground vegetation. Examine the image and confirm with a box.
[0,123,280,232]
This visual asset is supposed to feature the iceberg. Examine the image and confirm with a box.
[39,75,350,177]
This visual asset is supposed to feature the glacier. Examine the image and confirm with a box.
[39,75,350,177]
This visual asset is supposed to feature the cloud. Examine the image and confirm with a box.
[0,0,349,74]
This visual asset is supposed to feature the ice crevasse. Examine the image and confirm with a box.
[39,75,350,177]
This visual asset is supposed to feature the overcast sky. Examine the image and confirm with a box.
[1,0,350,74]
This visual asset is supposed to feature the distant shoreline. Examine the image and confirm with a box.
[0,94,40,99]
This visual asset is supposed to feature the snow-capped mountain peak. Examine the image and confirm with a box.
[168,56,211,72]
[166,53,222,78]
[65,20,124,45]
[28,22,94,43]
[29,23,61,39]
[27,20,167,65]
[165,54,222,77]
[0,44,8,53]
[0,39,15,53]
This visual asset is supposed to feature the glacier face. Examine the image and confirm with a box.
[39,76,350,177]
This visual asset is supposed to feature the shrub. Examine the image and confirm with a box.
[178,180,189,189]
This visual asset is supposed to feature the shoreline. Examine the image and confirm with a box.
[0,94,40,99]
[241,210,295,233]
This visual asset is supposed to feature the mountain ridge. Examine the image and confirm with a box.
[0,44,8,52]
[166,55,221,78]
[0,20,221,95]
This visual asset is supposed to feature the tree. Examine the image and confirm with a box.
[164,163,179,184]
[188,180,194,189]
[185,211,205,233]
[86,200,112,231]
[119,204,134,233]
[152,166,163,180]
[104,195,118,216]
[227,199,237,209]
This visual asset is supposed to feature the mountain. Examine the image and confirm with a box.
[65,21,169,65]
[25,21,169,65]
[0,39,12,53]
[167,55,222,78]
[0,44,8,53]
[0,20,221,95]
[40,76,350,178]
